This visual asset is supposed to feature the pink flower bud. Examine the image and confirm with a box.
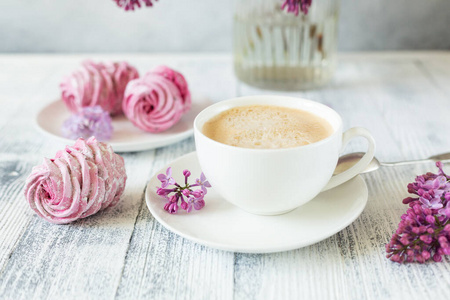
[169,194,178,203]
[425,215,435,224]
[443,247,450,255]
[157,188,173,196]
[444,224,450,233]
[420,235,432,244]
[433,253,442,262]
[390,254,401,263]
[415,255,425,263]
[421,250,431,260]
[438,236,448,243]
[402,197,415,204]
[192,189,204,199]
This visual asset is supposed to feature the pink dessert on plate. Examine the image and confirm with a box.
[151,65,191,112]
[122,66,191,133]
[60,60,139,115]
[24,137,127,224]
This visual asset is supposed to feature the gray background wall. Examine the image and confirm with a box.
[1,0,449,53]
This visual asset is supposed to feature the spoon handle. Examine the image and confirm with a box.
[381,158,450,167]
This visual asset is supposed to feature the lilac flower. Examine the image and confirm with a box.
[387,162,450,263]
[281,0,312,16]
[62,106,113,141]
[156,168,211,214]
[157,167,175,188]
[113,0,157,11]
[195,173,211,194]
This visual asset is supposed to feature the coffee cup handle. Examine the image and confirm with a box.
[322,127,376,192]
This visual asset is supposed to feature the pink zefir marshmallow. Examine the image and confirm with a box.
[60,60,139,115]
[151,66,191,112]
[122,68,190,133]
[24,137,127,225]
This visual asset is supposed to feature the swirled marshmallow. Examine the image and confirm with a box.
[60,60,139,115]
[24,137,127,224]
[122,67,190,133]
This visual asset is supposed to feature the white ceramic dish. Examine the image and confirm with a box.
[145,151,369,253]
[35,95,212,152]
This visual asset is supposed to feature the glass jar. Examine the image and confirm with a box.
[233,0,340,90]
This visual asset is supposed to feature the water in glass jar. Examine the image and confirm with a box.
[234,12,339,90]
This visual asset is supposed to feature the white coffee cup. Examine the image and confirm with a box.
[194,96,375,215]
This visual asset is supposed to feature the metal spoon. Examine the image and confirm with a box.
[334,152,450,175]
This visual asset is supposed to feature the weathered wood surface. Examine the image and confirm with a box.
[0,52,449,300]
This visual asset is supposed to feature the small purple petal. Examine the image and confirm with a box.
[200,172,206,182]
[157,173,166,182]
[203,181,211,188]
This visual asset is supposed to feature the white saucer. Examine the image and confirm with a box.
[145,152,368,253]
[35,95,212,152]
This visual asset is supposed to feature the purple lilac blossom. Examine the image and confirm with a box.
[156,167,210,214]
[61,106,113,141]
[157,167,175,188]
[386,162,450,263]
[113,0,157,11]
[281,0,312,16]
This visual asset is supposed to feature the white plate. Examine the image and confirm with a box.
[145,152,368,253]
[35,96,212,152]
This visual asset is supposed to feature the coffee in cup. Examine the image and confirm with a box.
[202,105,333,149]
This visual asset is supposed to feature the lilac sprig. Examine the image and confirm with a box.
[281,0,312,16]
[156,167,211,214]
[113,0,157,11]
[62,106,113,141]
[386,162,450,263]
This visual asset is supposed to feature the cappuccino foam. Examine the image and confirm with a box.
[202,105,333,149]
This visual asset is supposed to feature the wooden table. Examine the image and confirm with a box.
[0,52,450,299]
